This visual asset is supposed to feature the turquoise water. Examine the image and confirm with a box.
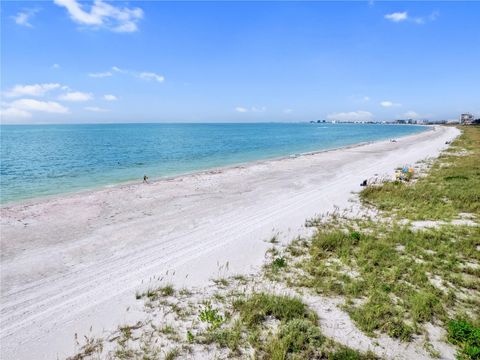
[0,123,426,204]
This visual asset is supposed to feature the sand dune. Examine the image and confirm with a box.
[0,125,459,359]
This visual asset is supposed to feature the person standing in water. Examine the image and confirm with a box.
[143,175,149,183]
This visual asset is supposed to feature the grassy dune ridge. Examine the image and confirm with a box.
[271,126,479,358]
[360,126,480,220]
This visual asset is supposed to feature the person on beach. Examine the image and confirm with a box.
[143,175,149,183]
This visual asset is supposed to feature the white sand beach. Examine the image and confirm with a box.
[0,126,460,360]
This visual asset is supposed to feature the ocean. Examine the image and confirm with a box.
[0,123,426,204]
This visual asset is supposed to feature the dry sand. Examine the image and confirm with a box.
[0,125,460,359]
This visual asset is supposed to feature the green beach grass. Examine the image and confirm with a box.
[269,126,480,359]
[196,292,378,360]
[360,126,480,221]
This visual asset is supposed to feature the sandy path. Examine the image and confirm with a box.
[0,126,459,359]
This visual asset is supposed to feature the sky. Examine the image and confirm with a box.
[1,0,479,124]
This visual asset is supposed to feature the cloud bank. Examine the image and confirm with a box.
[1,99,70,121]
[103,94,117,101]
[5,83,61,98]
[89,71,112,78]
[385,10,439,24]
[380,101,401,108]
[58,91,93,102]
[139,72,165,83]
[11,9,39,28]
[385,12,408,23]
[85,106,109,113]
[327,110,373,122]
[235,106,266,113]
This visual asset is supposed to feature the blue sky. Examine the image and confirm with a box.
[1,1,479,124]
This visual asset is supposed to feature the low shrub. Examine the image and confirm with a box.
[448,319,480,360]
[234,293,316,328]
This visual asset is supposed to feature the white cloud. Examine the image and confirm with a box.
[54,0,143,33]
[401,111,421,119]
[428,11,440,21]
[10,99,69,114]
[11,9,39,28]
[58,91,93,102]
[327,110,373,122]
[412,11,440,24]
[139,72,165,83]
[54,0,102,25]
[89,71,112,78]
[114,22,137,33]
[0,107,32,119]
[251,106,266,113]
[89,67,165,84]
[385,12,408,22]
[85,106,109,112]
[380,101,401,107]
[103,94,117,101]
[5,83,61,98]
[412,17,425,25]
[12,13,33,27]
[235,106,267,113]
[52,63,61,69]
[385,10,439,25]
[283,108,293,114]
[112,66,124,73]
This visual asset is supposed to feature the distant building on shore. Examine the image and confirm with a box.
[447,119,460,124]
[460,113,475,125]
[395,119,416,124]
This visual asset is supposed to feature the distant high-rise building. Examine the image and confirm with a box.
[460,113,474,125]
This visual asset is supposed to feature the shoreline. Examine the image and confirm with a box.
[1,125,430,208]
[0,125,457,360]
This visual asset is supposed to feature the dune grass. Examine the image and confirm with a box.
[269,127,480,356]
[360,126,480,220]
[201,292,377,360]
[280,219,479,342]
[136,284,175,300]
[233,292,316,328]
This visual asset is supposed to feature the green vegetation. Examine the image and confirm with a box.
[201,319,243,352]
[136,284,175,300]
[268,234,280,244]
[448,319,480,360]
[267,127,480,356]
[271,257,288,271]
[186,330,195,343]
[198,302,225,330]
[164,347,180,360]
[69,334,103,360]
[233,292,316,328]
[200,292,376,360]
[212,277,230,287]
[281,219,479,340]
[360,127,480,220]
[266,318,324,359]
